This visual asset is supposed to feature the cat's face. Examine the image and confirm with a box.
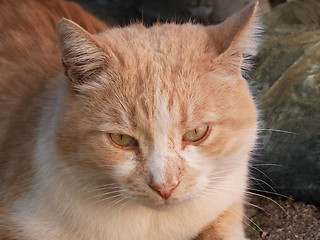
[56,5,258,209]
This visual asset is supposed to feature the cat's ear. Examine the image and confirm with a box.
[206,1,260,74]
[56,18,108,84]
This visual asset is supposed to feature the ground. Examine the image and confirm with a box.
[245,196,320,239]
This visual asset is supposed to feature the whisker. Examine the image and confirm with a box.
[249,176,278,196]
[87,189,127,201]
[249,166,276,187]
[248,176,267,193]
[227,200,264,233]
[209,186,290,218]
[207,176,226,181]
[88,194,123,206]
[257,128,299,135]
[251,163,283,167]
[98,183,120,187]
[200,188,267,214]
[111,198,135,216]
[244,201,269,215]
[78,182,119,194]
[207,167,247,177]
[100,195,131,211]
[201,190,264,233]
[82,186,122,196]
[95,186,123,191]
[207,184,289,200]
[247,188,288,200]
[100,197,136,224]
[106,196,133,213]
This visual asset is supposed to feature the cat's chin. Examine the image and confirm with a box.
[143,202,178,211]
[140,197,190,211]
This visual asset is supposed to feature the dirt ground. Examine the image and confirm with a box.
[244,196,320,239]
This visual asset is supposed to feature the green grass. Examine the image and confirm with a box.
[252,221,263,233]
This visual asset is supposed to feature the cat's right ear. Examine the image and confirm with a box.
[56,18,108,85]
[206,1,260,75]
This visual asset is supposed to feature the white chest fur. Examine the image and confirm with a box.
[12,182,244,240]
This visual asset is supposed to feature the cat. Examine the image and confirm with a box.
[0,0,260,239]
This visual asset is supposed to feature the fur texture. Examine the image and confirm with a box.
[0,1,259,239]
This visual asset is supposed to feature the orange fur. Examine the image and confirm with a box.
[0,1,259,239]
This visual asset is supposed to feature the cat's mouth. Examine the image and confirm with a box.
[138,194,192,211]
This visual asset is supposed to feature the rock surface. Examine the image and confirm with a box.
[249,0,320,205]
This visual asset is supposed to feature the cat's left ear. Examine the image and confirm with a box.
[206,1,260,74]
[56,18,108,84]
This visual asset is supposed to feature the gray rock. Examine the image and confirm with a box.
[249,0,320,204]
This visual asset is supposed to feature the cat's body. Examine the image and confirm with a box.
[0,1,259,239]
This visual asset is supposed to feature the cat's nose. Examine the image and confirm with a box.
[150,183,178,199]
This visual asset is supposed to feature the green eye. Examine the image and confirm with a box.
[183,125,209,142]
[110,133,136,147]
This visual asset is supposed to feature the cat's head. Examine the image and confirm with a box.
[55,2,259,209]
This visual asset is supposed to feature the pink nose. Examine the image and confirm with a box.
[150,183,178,199]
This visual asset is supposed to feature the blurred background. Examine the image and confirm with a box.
[73,0,275,25]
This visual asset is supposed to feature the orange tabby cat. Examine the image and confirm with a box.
[0,0,259,239]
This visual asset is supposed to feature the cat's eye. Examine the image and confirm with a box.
[110,133,137,147]
[183,125,209,142]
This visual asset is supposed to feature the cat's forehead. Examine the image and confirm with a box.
[99,23,216,68]
[87,23,248,135]
[96,24,221,105]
